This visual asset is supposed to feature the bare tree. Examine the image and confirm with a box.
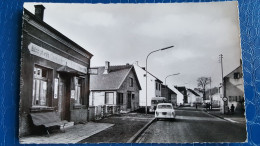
[197,77,211,100]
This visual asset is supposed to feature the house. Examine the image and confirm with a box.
[133,63,163,111]
[89,62,141,112]
[175,86,188,104]
[223,64,245,113]
[187,89,202,106]
[20,5,93,136]
[161,85,177,106]
[171,86,184,106]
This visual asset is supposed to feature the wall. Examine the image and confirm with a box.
[134,64,159,107]
[90,91,117,106]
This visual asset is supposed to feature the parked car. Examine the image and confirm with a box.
[155,103,176,121]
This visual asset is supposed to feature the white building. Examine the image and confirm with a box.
[133,64,162,110]
[187,89,202,106]
[170,86,184,106]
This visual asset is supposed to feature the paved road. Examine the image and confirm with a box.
[79,113,154,143]
[136,109,247,143]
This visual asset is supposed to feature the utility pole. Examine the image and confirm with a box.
[209,77,212,110]
[219,54,226,114]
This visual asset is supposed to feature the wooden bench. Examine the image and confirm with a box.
[30,112,68,136]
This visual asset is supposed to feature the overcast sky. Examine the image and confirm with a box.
[24,2,242,89]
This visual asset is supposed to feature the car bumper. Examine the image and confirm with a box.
[155,113,176,119]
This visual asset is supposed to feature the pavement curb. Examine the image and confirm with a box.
[126,118,156,143]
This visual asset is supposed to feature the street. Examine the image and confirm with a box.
[136,109,247,143]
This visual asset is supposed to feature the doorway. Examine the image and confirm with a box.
[58,75,71,121]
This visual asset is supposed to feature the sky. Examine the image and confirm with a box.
[24,2,242,90]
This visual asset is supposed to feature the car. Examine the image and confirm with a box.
[155,103,176,121]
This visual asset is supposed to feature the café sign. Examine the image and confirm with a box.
[28,43,87,74]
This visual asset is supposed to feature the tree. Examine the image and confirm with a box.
[197,77,211,100]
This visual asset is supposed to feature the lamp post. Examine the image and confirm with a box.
[165,73,180,86]
[145,46,174,115]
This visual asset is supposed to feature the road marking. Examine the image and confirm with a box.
[223,118,239,123]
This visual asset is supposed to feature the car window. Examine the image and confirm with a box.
[157,105,172,109]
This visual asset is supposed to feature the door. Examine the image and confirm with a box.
[58,76,70,121]
[127,92,131,109]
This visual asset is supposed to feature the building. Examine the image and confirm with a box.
[187,89,202,106]
[89,62,141,112]
[19,5,93,136]
[175,86,188,104]
[133,64,163,110]
[223,64,245,113]
[161,85,177,106]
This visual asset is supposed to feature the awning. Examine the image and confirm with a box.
[57,65,86,76]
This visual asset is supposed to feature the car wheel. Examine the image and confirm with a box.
[156,118,159,121]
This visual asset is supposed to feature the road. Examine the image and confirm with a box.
[136,109,247,143]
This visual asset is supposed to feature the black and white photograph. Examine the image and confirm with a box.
[19,1,247,144]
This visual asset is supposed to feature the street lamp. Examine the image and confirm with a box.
[145,46,174,115]
[165,73,180,86]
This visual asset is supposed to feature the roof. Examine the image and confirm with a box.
[134,64,163,83]
[23,8,93,58]
[161,85,177,95]
[187,89,200,96]
[224,64,242,78]
[90,65,141,91]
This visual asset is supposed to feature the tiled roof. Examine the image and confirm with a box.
[90,65,141,90]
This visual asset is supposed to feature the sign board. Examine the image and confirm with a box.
[222,97,228,102]
[88,68,98,75]
[54,78,58,99]
[28,43,87,73]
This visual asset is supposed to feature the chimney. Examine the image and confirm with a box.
[34,5,45,21]
[104,61,110,74]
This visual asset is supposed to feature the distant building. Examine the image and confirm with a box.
[133,64,163,111]
[20,5,93,136]
[89,62,141,112]
[187,89,202,106]
[161,85,177,106]
[223,64,245,113]
[175,86,188,104]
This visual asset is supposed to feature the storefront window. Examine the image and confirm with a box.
[32,66,48,106]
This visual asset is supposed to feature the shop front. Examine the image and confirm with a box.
[19,6,93,136]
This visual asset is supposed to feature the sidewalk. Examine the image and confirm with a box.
[205,110,246,124]
[20,122,114,144]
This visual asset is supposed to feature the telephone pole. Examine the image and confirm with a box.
[219,54,226,114]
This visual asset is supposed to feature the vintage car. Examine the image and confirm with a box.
[155,103,176,121]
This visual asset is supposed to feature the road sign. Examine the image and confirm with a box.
[88,68,98,75]
[222,97,228,102]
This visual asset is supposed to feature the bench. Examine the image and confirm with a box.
[30,112,68,136]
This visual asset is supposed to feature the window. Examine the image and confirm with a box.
[156,82,158,90]
[117,93,123,105]
[105,92,114,104]
[32,66,48,106]
[74,77,82,104]
[234,72,240,79]
[132,94,135,100]
[129,77,133,87]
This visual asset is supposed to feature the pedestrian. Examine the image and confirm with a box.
[231,104,235,114]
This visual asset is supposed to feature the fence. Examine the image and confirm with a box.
[92,105,121,121]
